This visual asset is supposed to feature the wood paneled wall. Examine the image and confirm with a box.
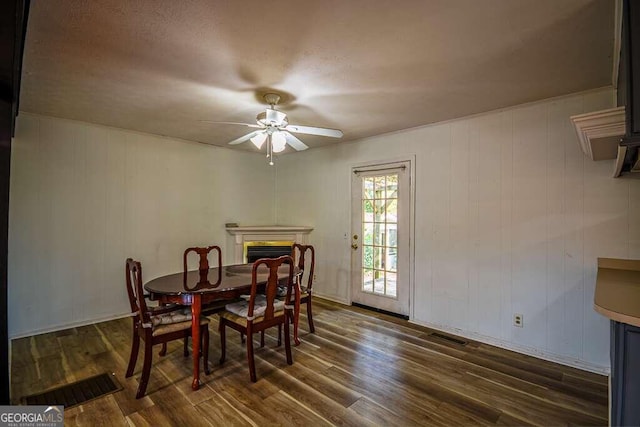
[275,88,635,371]
[8,114,276,338]
[10,88,634,372]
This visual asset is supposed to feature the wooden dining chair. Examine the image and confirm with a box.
[218,255,295,382]
[292,243,316,335]
[124,258,210,399]
[183,246,222,277]
[183,246,229,315]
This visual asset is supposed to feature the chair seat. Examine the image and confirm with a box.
[225,295,285,319]
[151,307,193,326]
[219,309,285,327]
[152,315,209,337]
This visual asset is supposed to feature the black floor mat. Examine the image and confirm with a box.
[21,372,122,408]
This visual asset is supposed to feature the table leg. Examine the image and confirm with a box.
[191,294,202,390]
[294,276,301,346]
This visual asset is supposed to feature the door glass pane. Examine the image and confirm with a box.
[373,246,384,269]
[363,222,374,245]
[374,200,386,222]
[386,175,398,199]
[360,172,400,298]
[386,224,397,246]
[363,200,374,222]
[363,177,375,199]
[363,246,374,269]
[386,199,398,223]
[374,176,385,198]
[374,223,385,246]
[386,247,397,272]
[363,269,374,292]
[374,270,385,293]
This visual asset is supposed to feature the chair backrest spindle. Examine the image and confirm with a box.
[125,258,151,325]
[292,244,315,293]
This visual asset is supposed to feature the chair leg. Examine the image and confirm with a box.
[293,300,300,346]
[183,336,189,357]
[136,339,153,399]
[159,303,172,356]
[219,319,226,365]
[126,326,140,378]
[240,332,245,343]
[277,323,282,347]
[284,317,293,365]
[247,330,257,382]
[260,331,265,348]
[203,327,210,375]
[307,298,315,333]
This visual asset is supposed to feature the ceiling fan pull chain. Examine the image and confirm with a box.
[268,134,274,166]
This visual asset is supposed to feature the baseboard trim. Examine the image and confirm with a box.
[410,319,610,375]
[351,302,409,320]
[312,293,350,306]
[10,312,133,340]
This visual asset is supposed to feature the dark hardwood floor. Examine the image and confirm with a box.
[11,299,608,426]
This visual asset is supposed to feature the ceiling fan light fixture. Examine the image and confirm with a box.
[211,90,340,159]
[271,132,287,153]
[250,132,267,149]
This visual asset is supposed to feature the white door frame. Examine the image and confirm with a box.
[348,156,416,320]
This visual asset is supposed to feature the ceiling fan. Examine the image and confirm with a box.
[202,93,343,165]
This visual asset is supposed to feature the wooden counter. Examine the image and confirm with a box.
[596,258,640,426]
[594,258,640,328]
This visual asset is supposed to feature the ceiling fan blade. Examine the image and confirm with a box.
[284,124,343,138]
[228,130,263,145]
[199,120,262,128]
[282,131,309,151]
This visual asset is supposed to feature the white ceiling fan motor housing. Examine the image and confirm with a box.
[257,110,288,127]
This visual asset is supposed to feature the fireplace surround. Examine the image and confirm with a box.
[225,225,313,264]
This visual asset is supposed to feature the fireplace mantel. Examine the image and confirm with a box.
[225,225,314,235]
[226,225,313,263]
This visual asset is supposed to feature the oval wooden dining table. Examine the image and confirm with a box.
[144,263,301,390]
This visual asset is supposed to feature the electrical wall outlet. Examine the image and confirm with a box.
[513,313,523,327]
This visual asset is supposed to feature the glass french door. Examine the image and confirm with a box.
[351,161,410,316]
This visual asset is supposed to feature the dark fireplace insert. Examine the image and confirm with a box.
[246,245,292,263]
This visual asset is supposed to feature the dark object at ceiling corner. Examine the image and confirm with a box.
[0,0,30,405]
[618,0,640,173]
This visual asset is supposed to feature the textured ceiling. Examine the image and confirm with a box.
[21,0,615,153]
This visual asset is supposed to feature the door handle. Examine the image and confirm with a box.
[351,243,358,250]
